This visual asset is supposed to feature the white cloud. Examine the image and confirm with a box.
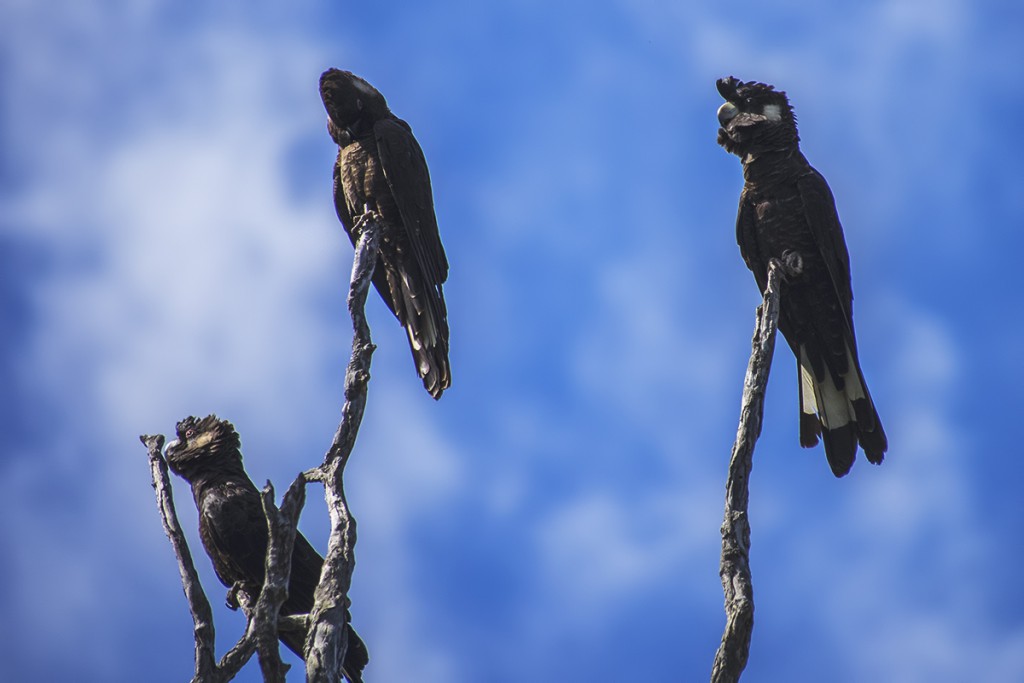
[536,485,719,617]
[571,246,740,426]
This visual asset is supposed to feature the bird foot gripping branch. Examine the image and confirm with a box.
[777,251,804,280]
[353,209,382,239]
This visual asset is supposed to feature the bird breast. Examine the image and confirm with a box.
[340,137,403,241]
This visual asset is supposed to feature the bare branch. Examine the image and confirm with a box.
[711,260,783,683]
[318,210,381,475]
[249,476,308,682]
[278,614,310,636]
[304,212,380,682]
[216,635,257,682]
[140,434,220,683]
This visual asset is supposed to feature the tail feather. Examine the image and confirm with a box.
[798,359,821,448]
[854,396,887,465]
[821,423,857,477]
[405,321,450,399]
[798,343,886,476]
[395,272,450,399]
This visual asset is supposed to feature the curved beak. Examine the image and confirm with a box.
[717,101,739,127]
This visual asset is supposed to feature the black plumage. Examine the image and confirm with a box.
[716,76,887,477]
[320,68,451,399]
[165,415,368,681]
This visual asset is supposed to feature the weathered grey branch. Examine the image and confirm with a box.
[711,260,783,683]
[141,433,220,683]
[216,633,258,682]
[143,432,261,682]
[303,212,380,682]
[250,476,308,682]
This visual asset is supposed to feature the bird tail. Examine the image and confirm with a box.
[396,270,451,399]
[798,343,887,477]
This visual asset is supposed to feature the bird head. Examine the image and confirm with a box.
[320,68,389,144]
[716,76,798,158]
[165,414,244,482]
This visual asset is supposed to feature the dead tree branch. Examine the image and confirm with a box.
[303,212,380,682]
[141,433,221,683]
[250,476,308,682]
[711,260,783,683]
[216,632,258,683]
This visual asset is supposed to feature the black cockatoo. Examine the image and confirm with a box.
[716,76,887,476]
[320,68,451,399]
[165,415,368,681]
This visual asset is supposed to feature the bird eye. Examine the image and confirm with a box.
[185,428,195,439]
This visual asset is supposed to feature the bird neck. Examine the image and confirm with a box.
[187,461,250,496]
[329,116,376,149]
[345,116,376,142]
[742,147,805,187]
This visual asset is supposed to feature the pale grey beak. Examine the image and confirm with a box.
[717,101,739,126]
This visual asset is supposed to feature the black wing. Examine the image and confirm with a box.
[797,168,854,335]
[281,533,322,616]
[798,168,886,453]
[373,117,449,289]
[735,188,768,293]
[199,486,267,592]
[737,186,805,362]
[375,116,452,398]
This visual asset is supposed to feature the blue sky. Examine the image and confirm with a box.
[2,1,1023,681]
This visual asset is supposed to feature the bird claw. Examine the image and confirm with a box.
[226,583,242,611]
[779,250,804,279]
[353,208,380,234]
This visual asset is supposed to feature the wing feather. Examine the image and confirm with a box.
[736,189,768,293]
[374,117,448,288]
[797,168,854,334]
[200,486,267,591]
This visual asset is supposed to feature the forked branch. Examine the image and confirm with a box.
[142,213,381,682]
